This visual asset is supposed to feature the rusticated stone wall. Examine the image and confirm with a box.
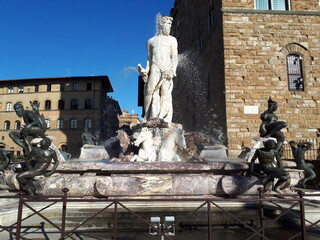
[171,0,320,157]
[223,11,320,157]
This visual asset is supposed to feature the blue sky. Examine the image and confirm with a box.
[0,0,175,117]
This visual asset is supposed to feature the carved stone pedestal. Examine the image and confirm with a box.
[79,145,110,160]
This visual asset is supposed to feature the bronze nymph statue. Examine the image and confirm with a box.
[259,98,287,166]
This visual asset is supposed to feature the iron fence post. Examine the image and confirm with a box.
[299,191,306,240]
[258,187,265,240]
[114,200,118,240]
[60,188,69,240]
[15,192,24,240]
[207,201,212,240]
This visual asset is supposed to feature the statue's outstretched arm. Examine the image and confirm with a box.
[298,141,313,151]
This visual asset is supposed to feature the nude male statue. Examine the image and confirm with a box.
[9,102,47,155]
[16,137,59,195]
[138,15,178,122]
[249,140,290,193]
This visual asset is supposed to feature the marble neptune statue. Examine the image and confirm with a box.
[138,15,178,122]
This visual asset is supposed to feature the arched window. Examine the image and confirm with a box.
[57,119,64,129]
[84,99,92,109]
[45,119,50,129]
[70,119,77,129]
[58,100,65,110]
[15,120,21,130]
[6,102,12,111]
[45,100,51,110]
[84,119,92,129]
[70,99,78,110]
[287,54,304,91]
[281,43,308,92]
[4,120,10,130]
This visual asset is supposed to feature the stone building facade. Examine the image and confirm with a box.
[170,0,320,157]
[0,76,120,158]
[118,109,141,128]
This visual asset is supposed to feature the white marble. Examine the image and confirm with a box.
[138,15,178,122]
[131,127,157,162]
[158,128,186,162]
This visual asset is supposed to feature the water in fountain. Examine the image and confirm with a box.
[174,50,224,139]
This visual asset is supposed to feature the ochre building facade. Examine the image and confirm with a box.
[170,0,320,157]
[0,76,120,158]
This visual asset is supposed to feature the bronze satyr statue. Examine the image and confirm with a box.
[9,102,47,155]
[259,98,287,166]
[289,141,316,188]
[16,137,59,196]
[249,140,290,193]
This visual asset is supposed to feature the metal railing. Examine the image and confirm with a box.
[0,188,319,240]
[282,139,320,161]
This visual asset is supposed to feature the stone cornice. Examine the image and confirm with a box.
[222,8,320,16]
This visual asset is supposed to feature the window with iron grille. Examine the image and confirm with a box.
[287,54,304,91]
[256,0,290,10]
